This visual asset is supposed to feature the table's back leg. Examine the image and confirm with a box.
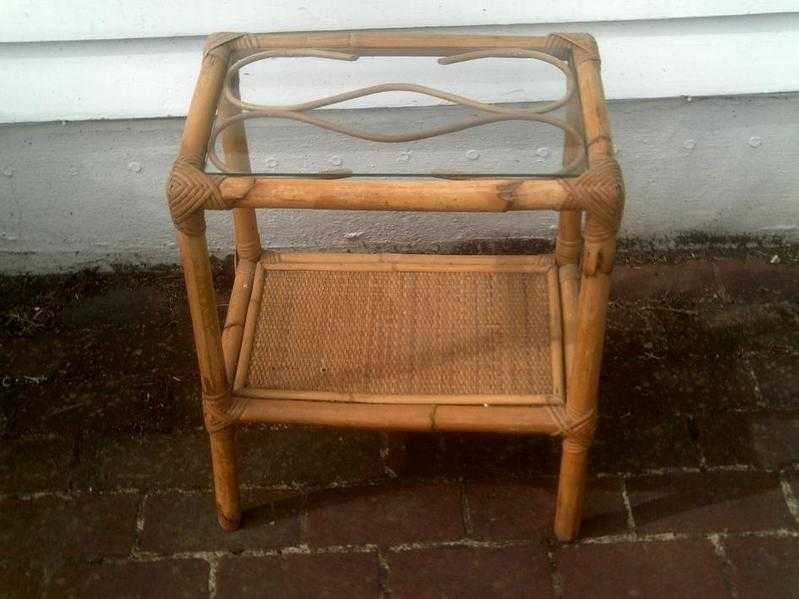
[220,72,263,262]
[555,84,584,269]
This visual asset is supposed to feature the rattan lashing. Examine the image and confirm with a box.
[166,31,624,540]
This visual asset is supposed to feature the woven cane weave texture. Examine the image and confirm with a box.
[245,268,554,395]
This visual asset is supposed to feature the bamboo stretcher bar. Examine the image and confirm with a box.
[555,82,584,267]
[241,32,553,56]
[221,257,256,384]
[235,396,564,435]
[218,177,571,212]
[235,388,562,406]
[262,252,553,266]
[558,264,580,384]
[574,47,611,162]
[547,267,566,401]
[258,262,553,274]
[220,74,263,262]
[232,262,265,392]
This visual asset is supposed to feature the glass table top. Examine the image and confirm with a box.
[204,51,586,178]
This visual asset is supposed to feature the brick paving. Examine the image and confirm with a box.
[1,245,798,597]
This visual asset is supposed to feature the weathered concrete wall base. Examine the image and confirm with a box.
[1,93,797,273]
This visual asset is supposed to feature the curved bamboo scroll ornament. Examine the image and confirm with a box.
[206,48,586,176]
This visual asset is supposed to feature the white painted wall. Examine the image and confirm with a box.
[1,3,798,122]
[4,2,796,42]
[0,2,798,272]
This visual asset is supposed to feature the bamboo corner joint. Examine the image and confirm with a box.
[165,30,624,541]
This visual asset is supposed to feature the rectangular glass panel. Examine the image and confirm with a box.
[205,51,585,178]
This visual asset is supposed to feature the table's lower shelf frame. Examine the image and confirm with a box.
[218,251,581,436]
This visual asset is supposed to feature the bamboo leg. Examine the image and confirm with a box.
[553,36,621,541]
[209,427,241,530]
[553,46,589,540]
[168,46,245,531]
[221,73,262,262]
[555,67,584,267]
[555,439,590,539]
[554,258,613,541]
[177,227,242,531]
[214,74,258,531]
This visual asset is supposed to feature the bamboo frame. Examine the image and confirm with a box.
[217,176,573,212]
[235,397,566,435]
[166,31,623,542]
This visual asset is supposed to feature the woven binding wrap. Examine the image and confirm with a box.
[203,32,258,62]
[547,405,597,449]
[202,390,245,433]
[545,33,600,66]
[555,238,582,266]
[544,33,599,66]
[559,157,624,275]
[560,157,624,239]
[166,155,227,235]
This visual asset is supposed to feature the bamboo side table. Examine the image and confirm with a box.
[166,31,624,541]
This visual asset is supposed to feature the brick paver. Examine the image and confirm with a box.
[46,558,210,598]
[215,552,380,598]
[699,413,799,469]
[750,352,799,410]
[0,436,78,494]
[466,477,628,540]
[140,490,301,553]
[239,425,384,487]
[304,483,464,547]
[748,415,799,469]
[387,544,553,598]
[84,432,212,491]
[1,251,797,597]
[0,493,140,559]
[627,472,796,534]
[379,432,560,479]
[724,536,799,598]
[557,540,728,598]
[443,433,561,478]
[591,410,703,472]
[787,472,799,522]
[0,560,42,599]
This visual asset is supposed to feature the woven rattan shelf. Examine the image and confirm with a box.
[166,30,624,541]
[227,252,572,433]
